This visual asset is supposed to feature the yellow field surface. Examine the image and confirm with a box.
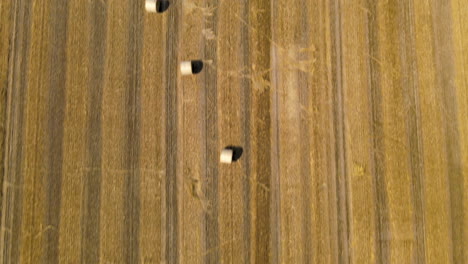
[0,0,467,263]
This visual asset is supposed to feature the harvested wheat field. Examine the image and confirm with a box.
[1,0,467,263]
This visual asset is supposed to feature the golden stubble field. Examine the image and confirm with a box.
[0,0,467,263]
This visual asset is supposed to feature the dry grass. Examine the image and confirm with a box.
[1,0,467,263]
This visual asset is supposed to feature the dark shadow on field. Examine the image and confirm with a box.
[157,0,170,13]
[191,60,204,74]
[225,146,243,162]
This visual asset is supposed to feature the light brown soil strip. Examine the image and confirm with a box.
[99,0,133,261]
[138,4,166,264]
[340,1,378,263]
[0,0,13,224]
[377,0,417,262]
[0,0,32,262]
[17,0,52,262]
[414,0,453,262]
[270,0,318,262]
[365,1,391,262]
[239,2,252,262]
[57,0,90,262]
[178,0,208,262]
[8,0,57,262]
[80,1,107,263]
[43,0,70,262]
[399,1,427,263]
[295,4,314,263]
[432,1,464,263]
[331,0,350,262]
[216,0,250,262]
[164,0,182,262]
[269,1,282,262]
[123,1,143,262]
[247,0,272,262]
[308,0,339,262]
[202,0,220,263]
[451,1,468,262]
